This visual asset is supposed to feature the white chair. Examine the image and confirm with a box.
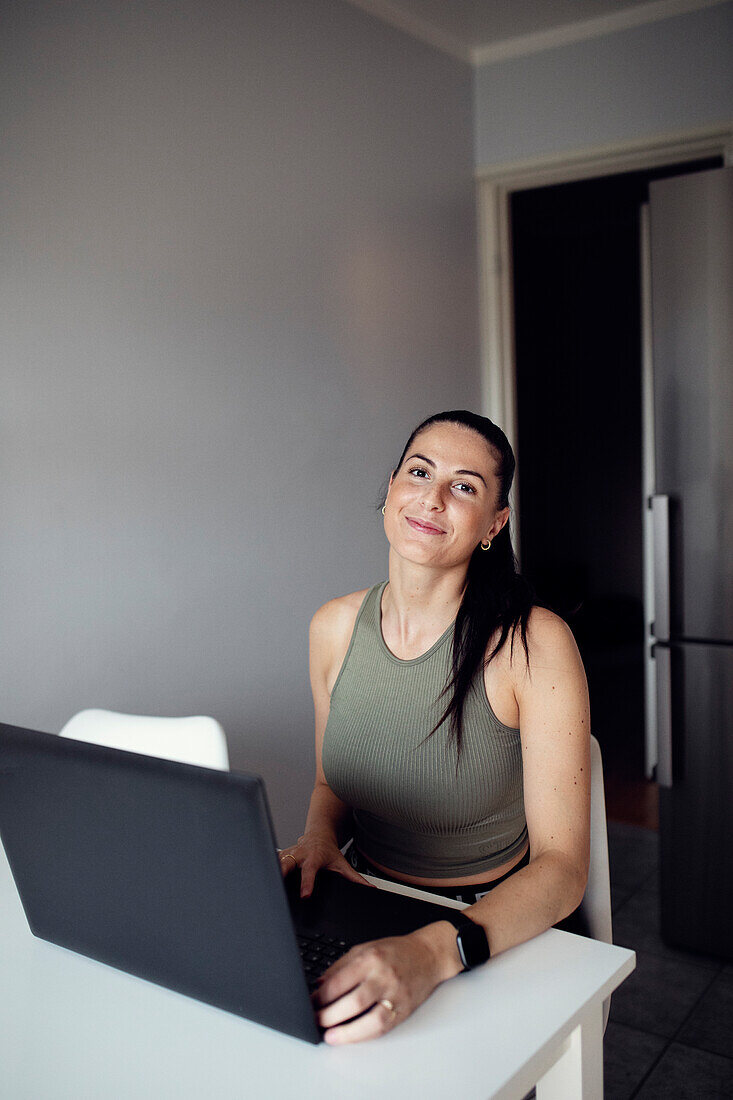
[578,733,613,1029]
[59,709,229,771]
[579,734,613,945]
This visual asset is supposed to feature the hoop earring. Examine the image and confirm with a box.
[480,540,491,551]
[381,505,386,515]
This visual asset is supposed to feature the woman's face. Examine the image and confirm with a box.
[383,421,510,571]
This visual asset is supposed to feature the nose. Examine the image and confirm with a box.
[421,481,445,510]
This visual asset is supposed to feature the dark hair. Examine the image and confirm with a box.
[390,410,536,760]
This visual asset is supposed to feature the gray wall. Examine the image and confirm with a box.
[474,1,733,167]
[1,0,479,840]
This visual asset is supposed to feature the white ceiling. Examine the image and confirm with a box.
[342,0,727,64]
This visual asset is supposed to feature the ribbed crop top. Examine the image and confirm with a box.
[321,582,528,878]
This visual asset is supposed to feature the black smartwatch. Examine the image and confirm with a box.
[452,915,491,971]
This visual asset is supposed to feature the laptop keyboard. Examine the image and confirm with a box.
[296,931,351,989]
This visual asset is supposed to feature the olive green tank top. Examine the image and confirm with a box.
[321,582,527,878]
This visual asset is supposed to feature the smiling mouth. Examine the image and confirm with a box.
[405,517,446,535]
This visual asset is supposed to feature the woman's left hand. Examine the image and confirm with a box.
[311,922,459,1044]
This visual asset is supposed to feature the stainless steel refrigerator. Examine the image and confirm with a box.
[646,166,733,960]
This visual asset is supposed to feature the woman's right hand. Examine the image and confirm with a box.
[279,834,373,898]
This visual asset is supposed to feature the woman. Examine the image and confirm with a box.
[280,410,590,1045]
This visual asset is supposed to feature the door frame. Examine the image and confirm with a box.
[476,124,733,559]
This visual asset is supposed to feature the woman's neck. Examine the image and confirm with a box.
[382,551,467,649]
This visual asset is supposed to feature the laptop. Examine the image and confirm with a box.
[0,722,460,1044]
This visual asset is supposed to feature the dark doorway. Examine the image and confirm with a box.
[510,155,723,828]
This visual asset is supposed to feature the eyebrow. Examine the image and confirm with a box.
[407,453,487,487]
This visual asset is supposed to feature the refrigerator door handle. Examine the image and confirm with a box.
[651,494,671,642]
[655,644,673,788]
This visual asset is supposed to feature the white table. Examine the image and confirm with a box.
[0,845,634,1099]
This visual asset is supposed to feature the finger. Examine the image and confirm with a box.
[312,948,372,1006]
[299,861,318,898]
[331,856,377,888]
[278,851,298,878]
[323,1000,399,1046]
[316,982,378,1030]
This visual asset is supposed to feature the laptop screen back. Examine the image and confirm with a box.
[0,723,320,1043]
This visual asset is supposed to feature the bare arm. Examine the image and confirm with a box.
[423,607,591,975]
[280,594,371,896]
[314,607,591,1042]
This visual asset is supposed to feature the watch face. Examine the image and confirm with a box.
[457,920,491,969]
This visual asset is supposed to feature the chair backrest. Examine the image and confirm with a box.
[578,734,613,1032]
[579,734,613,946]
[59,709,229,771]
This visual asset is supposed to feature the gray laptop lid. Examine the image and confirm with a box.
[0,722,321,1043]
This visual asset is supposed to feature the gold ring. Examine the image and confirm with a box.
[379,998,397,1021]
[280,853,297,868]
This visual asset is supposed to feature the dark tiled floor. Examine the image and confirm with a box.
[605,823,733,1098]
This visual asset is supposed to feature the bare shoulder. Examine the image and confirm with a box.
[310,589,369,646]
[501,605,585,689]
[309,589,371,690]
[508,609,588,726]
[524,606,582,665]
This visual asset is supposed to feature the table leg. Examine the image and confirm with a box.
[535,1002,603,1099]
